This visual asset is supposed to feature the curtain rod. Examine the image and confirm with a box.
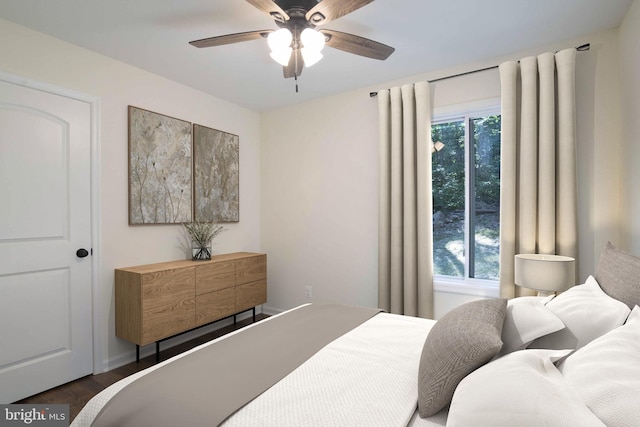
[369,43,590,97]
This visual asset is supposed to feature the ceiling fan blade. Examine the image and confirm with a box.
[245,0,289,22]
[306,0,374,25]
[189,30,272,48]
[283,49,304,78]
[321,29,394,60]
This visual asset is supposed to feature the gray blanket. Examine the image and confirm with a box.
[92,304,382,427]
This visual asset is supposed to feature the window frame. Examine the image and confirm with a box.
[431,98,501,297]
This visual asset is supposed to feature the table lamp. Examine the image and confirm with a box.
[514,254,575,296]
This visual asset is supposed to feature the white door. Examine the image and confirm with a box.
[0,78,93,403]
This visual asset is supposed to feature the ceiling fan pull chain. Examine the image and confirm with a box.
[294,43,299,93]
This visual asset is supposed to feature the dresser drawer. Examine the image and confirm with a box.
[142,299,195,345]
[236,279,267,312]
[142,267,195,309]
[195,261,235,295]
[195,287,236,326]
[141,267,196,344]
[236,255,267,285]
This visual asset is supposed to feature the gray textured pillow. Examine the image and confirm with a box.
[595,242,640,309]
[418,298,507,418]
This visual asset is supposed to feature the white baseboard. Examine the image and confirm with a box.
[262,305,286,316]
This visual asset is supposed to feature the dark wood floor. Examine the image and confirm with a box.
[16,313,269,422]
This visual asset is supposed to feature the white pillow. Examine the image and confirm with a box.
[447,349,605,427]
[530,275,630,350]
[499,296,565,356]
[558,305,640,427]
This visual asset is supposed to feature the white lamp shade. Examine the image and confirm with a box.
[514,254,575,294]
[301,48,323,66]
[300,28,325,51]
[267,28,293,66]
[270,48,292,66]
[300,28,325,67]
[267,28,292,51]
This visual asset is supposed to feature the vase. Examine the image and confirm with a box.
[192,242,212,261]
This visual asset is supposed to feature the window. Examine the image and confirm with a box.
[431,110,501,282]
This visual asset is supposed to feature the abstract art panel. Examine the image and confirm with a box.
[128,106,192,224]
[193,124,239,222]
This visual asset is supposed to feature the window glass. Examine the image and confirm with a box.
[471,116,500,280]
[432,120,465,277]
[431,114,500,281]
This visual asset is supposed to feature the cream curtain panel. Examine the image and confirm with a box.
[378,82,434,318]
[499,48,578,298]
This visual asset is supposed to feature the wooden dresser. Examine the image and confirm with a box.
[115,252,266,361]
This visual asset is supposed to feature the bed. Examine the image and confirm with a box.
[72,242,640,426]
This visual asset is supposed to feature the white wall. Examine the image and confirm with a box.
[0,18,262,369]
[619,0,640,254]
[261,90,380,312]
[261,28,626,317]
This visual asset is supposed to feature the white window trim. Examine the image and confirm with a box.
[434,275,500,298]
[432,97,501,123]
[432,97,501,292]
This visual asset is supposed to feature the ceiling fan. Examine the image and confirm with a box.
[189,0,395,79]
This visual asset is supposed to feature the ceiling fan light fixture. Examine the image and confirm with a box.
[190,0,396,78]
[267,28,293,66]
[300,28,325,52]
[270,48,292,66]
[267,28,292,51]
[300,28,325,66]
[301,48,323,67]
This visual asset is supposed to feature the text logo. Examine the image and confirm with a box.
[0,405,68,427]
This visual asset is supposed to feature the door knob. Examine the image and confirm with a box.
[76,248,89,258]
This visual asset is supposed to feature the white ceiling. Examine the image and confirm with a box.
[0,0,633,111]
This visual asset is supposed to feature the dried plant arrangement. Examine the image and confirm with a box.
[182,220,226,260]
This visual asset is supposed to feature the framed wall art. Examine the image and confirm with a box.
[193,124,239,222]
[128,106,192,224]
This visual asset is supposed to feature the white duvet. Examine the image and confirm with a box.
[73,308,443,427]
[223,313,437,427]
